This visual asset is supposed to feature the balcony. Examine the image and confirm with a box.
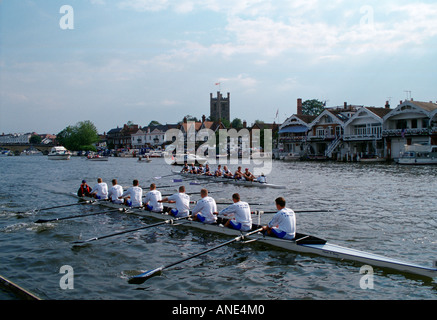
[343,133,382,141]
[382,128,431,137]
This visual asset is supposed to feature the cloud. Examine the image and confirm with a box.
[118,0,169,12]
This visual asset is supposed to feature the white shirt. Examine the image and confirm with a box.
[92,182,108,199]
[108,184,123,203]
[192,196,217,224]
[144,189,163,212]
[268,208,296,239]
[122,186,143,208]
[168,192,191,217]
[219,201,252,231]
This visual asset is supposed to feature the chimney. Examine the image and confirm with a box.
[385,101,390,109]
[202,115,206,123]
[297,98,303,115]
[344,102,348,109]
[243,120,247,128]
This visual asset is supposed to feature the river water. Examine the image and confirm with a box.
[0,155,436,300]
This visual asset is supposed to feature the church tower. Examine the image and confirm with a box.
[210,91,230,122]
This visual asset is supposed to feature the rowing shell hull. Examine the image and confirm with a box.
[75,194,437,279]
[173,171,286,189]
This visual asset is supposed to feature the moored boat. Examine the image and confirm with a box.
[48,146,71,160]
[73,193,437,279]
[397,144,437,165]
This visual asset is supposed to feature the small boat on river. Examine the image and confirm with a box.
[173,170,286,189]
[397,144,437,165]
[48,146,71,160]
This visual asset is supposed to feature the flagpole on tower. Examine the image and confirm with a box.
[215,82,221,92]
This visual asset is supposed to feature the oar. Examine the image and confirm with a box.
[128,227,264,284]
[253,209,342,214]
[215,202,266,206]
[16,201,93,214]
[72,215,190,244]
[34,208,126,224]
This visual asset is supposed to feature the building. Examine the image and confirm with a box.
[383,100,437,160]
[343,104,392,160]
[279,99,317,156]
[210,91,230,122]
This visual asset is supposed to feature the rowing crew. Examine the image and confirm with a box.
[181,163,266,183]
[78,178,296,240]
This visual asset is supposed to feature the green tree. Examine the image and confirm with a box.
[30,135,42,144]
[302,99,325,116]
[57,120,99,151]
[148,120,161,126]
[231,118,243,129]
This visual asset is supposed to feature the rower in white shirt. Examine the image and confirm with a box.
[120,179,143,208]
[262,197,296,240]
[191,188,218,224]
[108,179,123,204]
[144,183,163,212]
[160,186,190,218]
[219,193,252,231]
[91,178,108,200]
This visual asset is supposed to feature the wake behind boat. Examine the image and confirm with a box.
[71,193,437,280]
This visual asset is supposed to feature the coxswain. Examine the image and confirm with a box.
[77,180,92,197]
[160,186,190,218]
[108,179,124,204]
[120,179,143,207]
[262,197,296,240]
[243,168,255,181]
[219,193,252,231]
[143,183,163,212]
[191,188,218,224]
[256,173,267,184]
[90,178,108,200]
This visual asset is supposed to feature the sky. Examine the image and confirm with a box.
[1,0,437,134]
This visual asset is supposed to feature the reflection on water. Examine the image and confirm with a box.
[0,156,436,300]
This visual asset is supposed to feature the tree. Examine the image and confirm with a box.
[57,120,99,151]
[30,135,42,144]
[302,99,325,116]
[231,118,243,129]
[148,120,161,126]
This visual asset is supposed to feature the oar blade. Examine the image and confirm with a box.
[128,266,164,284]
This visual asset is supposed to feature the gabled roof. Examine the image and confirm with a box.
[280,114,315,131]
[383,100,437,121]
[344,107,391,127]
[309,109,348,127]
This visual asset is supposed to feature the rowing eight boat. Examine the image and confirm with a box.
[72,194,437,279]
[172,170,286,189]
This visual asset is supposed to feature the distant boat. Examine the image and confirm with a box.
[48,146,71,160]
[86,154,108,161]
[397,144,437,165]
